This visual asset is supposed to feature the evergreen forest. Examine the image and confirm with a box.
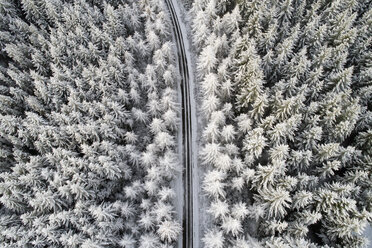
[0,0,371,247]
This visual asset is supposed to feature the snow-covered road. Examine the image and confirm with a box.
[165,0,198,247]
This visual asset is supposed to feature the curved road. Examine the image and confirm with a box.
[165,0,196,247]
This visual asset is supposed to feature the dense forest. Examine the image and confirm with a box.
[0,0,371,247]
[0,0,181,247]
[191,0,371,247]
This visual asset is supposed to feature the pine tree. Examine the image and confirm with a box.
[0,0,181,246]
[202,229,224,248]
[157,220,181,242]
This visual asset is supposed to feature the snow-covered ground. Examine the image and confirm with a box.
[170,0,207,247]
[168,0,200,247]
[365,224,372,247]
[171,63,184,248]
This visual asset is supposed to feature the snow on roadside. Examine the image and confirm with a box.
[364,224,372,248]
[170,0,205,247]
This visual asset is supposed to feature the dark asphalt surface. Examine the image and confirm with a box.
[164,0,193,247]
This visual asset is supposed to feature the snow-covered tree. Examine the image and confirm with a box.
[202,229,224,248]
[0,0,181,247]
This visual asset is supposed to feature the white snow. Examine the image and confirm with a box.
[365,224,372,248]
[170,0,201,247]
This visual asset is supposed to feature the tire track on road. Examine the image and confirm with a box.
[165,1,194,247]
